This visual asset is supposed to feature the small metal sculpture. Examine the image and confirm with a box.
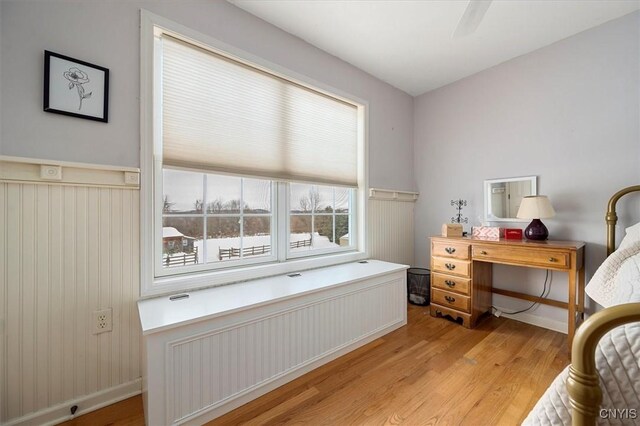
[451,199,468,224]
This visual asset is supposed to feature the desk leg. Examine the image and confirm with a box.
[578,266,585,317]
[568,253,577,353]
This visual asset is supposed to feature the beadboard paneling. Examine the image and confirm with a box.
[0,181,141,424]
[368,192,417,266]
[143,271,406,425]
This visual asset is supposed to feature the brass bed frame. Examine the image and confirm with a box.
[567,185,640,425]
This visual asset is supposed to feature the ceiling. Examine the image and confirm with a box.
[229,0,640,96]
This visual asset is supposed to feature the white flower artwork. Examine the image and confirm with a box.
[63,67,92,111]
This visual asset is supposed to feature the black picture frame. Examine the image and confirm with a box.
[43,50,109,122]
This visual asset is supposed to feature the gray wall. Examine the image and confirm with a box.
[0,0,415,192]
[414,11,640,325]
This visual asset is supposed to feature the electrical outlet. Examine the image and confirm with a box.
[93,308,113,334]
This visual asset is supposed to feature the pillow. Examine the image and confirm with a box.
[619,221,640,250]
[585,240,640,307]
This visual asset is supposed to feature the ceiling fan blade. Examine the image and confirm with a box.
[453,0,493,38]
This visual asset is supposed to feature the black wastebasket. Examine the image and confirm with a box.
[407,268,430,306]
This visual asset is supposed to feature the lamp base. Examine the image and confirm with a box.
[524,219,549,241]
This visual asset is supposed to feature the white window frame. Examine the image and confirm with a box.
[140,10,368,297]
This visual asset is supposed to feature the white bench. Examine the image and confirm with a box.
[138,260,408,425]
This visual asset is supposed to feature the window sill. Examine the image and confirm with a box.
[138,259,407,335]
[142,250,368,298]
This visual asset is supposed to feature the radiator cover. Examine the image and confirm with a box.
[139,262,407,425]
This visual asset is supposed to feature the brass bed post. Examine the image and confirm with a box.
[568,185,640,425]
[568,304,640,425]
[606,185,640,256]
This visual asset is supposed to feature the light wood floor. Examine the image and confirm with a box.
[59,305,568,426]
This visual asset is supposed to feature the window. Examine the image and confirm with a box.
[141,12,367,295]
[289,184,353,256]
[161,170,274,272]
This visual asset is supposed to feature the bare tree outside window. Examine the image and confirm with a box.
[299,187,321,212]
[163,195,175,213]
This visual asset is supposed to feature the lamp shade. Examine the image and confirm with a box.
[516,196,555,219]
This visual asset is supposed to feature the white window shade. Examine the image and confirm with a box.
[161,36,359,187]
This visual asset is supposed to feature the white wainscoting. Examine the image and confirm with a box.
[140,262,407,425]
[0,157,141,425]
[0,157,416,425]
[368,188,418,266]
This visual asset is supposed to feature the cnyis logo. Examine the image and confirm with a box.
[599,408,638,420]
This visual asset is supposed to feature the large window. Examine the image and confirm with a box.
[141,13,366,294]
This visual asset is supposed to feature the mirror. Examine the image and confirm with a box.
[484,176,537,222]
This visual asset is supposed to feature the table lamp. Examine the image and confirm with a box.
[516,195,555,241]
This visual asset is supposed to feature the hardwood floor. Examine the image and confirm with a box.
[59,305,568,426]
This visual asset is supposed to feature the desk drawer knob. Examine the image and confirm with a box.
[445,295,456,303]
[548,257,557,262]
[480,250,488,255]
[445,280,456,288]
[445,263,456,270]
[445,247,456,254]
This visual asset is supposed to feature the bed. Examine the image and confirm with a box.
[524,185,640,426]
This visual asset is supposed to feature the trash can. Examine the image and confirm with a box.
[407,268,430,306]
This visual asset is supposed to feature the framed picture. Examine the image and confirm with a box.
[44,50,109,122]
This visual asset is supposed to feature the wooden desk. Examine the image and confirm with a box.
[430,236,585,351]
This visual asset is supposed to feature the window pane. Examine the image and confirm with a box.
[289,185,353,255]
[314,215,336,245]
[163,169,204,214]
[206,217,241,262]
[335,214,350,247]
[242,217,272,258]
[335,187,350,213]
[290,183,313,213]
[206,174,242,214]
[162,217,203,268]
[243,178,271,213]
[315,186,334,212]
[290,215,312,252]
[244,216,271,237]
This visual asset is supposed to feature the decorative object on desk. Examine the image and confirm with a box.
[450,199,468,224]
[471,226,500,240]
[504,228,523,240]
[44,50,109,122]
[441,223,463,237]
[516,195,556,241]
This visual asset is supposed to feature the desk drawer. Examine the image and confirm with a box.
[432,272,470,295]
[432,257,470,277]
[432,240,470,260]
[432,289,470,313]
[473,245,569,269]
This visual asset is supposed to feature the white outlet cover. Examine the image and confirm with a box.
[40,165,62,180]
[93,308,113,334]
[124,172,140,185]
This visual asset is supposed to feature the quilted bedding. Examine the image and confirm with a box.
[523,240,640,425]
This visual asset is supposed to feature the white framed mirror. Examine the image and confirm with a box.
[484,176,537,222]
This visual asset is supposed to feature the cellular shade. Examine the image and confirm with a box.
[161,36,359,187]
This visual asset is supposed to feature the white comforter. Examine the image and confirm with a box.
[524,242,640,425]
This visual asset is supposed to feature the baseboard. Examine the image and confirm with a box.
[180,318,407,426]
[493,305,568,334]
[5,379,142,426]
